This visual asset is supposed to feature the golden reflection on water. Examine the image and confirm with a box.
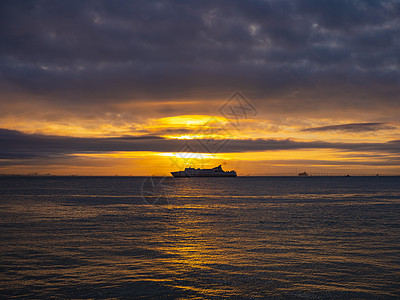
[0,177,399,298]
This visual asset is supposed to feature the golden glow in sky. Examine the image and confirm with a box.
[1,112,399,176]
[1,0,399,176]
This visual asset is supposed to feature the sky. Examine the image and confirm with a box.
[1,0,400,176]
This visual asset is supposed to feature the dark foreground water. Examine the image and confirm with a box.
[0,176,399,299]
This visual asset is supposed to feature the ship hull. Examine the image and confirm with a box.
[171,171,237,177]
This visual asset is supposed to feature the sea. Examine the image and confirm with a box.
[0,176,399,299]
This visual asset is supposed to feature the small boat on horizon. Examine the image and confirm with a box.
[171,165,237,177]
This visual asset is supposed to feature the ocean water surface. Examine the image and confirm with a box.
[0,176,399,299]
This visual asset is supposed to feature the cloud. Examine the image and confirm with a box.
[302,123,397,133]
[0,0,399,120]
[1,129,400,160]
[257,158,400,167]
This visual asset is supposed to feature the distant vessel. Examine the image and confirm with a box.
[171,165,237,177]
[298,172,309,177]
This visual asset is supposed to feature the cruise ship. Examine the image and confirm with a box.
[171,165,237,177]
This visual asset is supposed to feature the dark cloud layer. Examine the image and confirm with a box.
[302,122,396,132]
[1,0,399,115]
[1,129,400,162]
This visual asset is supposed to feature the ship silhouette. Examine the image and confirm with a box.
[171,165,237,177]
[298,171,309,177]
